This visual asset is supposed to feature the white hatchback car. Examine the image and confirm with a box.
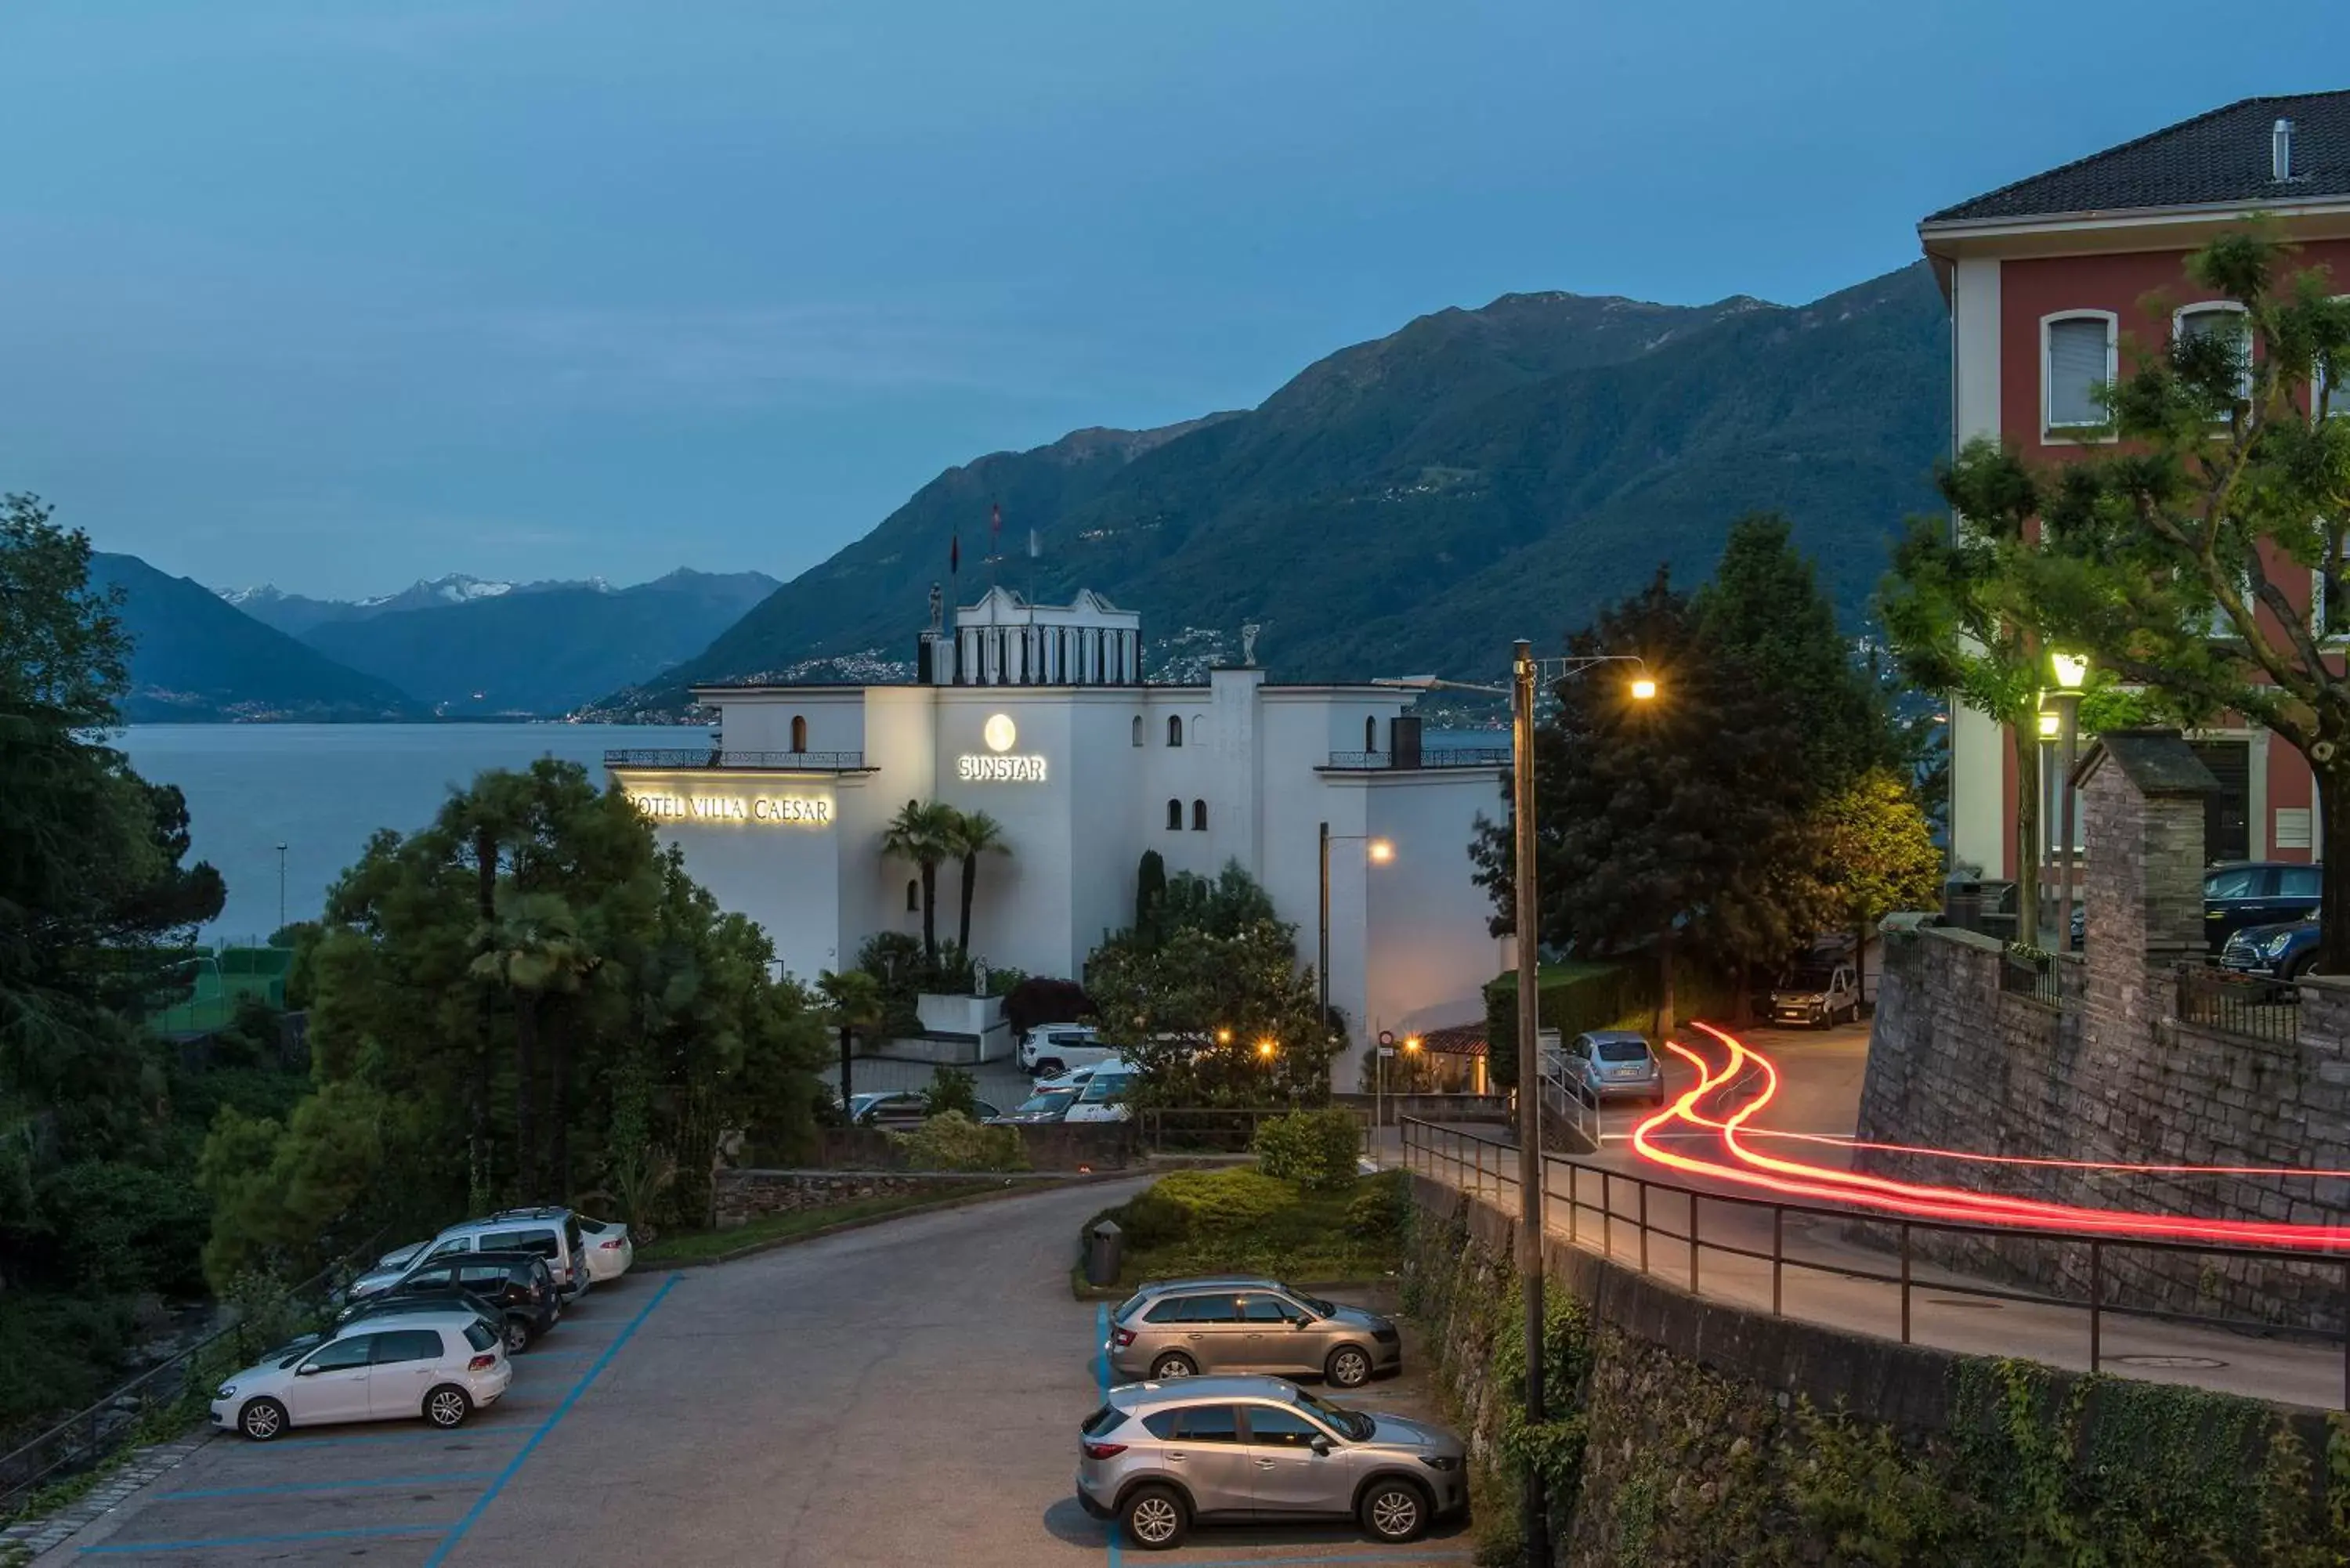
[211,1312,511,1440]
[1019,1024,1115,1077]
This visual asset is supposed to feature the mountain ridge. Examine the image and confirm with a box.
[596,262,1948,713]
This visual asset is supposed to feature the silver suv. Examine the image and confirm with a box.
[1106,1277,1401,1389]
[1075,1375,1466,1551]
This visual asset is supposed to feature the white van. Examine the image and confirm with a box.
[1062,1057,1138,1123]
[1018,1023,1115,1077]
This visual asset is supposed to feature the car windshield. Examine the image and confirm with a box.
[1595,1039,1648,1063]
[1287,1288,1336,1317]
[1014,1093,1071,1115]
[1079,1072,1132,1104]
[1290,1386,1372,1441]
[1785,967,1833,990]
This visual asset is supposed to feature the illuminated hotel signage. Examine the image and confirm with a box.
[625,788,832,826]
[957,714,1047,783]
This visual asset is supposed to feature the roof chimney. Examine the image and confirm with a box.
[2274,117,2295,182]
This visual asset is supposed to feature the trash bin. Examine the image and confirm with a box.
[1086,1219,1123,1288]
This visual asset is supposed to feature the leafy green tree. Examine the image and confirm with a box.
[1880,504,2048,934]
[920,1065,979,1119]
[468,889,597,1199]
[947,808,1009,956]
[1133,851,1168,945]
[1152,861,1281,943]
[1805,768,1945,991]
[1936,229,2350,964]
[817,967,884,1107]
[880,799,960,963]
[1086,916,1336,1107]
[1470,569,1811,1035]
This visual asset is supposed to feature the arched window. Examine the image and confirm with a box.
[1131,715,1144,746]
[1191,799,1208,831]
[1167,715,1184,747]
[1166,798,1183,830]
[790,714,808,753]
[1365,715,1377,752]
[906,879,920,912]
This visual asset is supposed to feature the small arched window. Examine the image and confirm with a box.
[906,879,920,912]
[1166,798,1183,830]
[1192,799,1208,831]
[790,714,808,753]
[1132,715,1144,746]
[1167,715,1184,747]
[1365,715,1377,753]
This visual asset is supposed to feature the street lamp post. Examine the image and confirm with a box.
[1376,645,1654,1568]
[2048,652,2088,953]
[1318,826,1394,1073]
[275,843,288,934]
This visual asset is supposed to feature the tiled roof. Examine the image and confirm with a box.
[1417,1023,1488,1058]
[1924,92,2350,225]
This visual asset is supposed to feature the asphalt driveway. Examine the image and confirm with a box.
[49,1177,1472,1568]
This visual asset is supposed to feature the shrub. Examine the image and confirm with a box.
[1152,1167,1298,1231]
[1345,1169,1411,1241]
[1253,1110,1363,1190]
[1088,1187,1190,1251]
[920,1066,978,1120]
[1003,976,1094,1036]
[892,1111,1028,1172]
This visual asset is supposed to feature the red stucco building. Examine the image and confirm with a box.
[1921,92,2350,894]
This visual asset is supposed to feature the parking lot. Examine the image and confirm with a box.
[49,1180,1472,1567]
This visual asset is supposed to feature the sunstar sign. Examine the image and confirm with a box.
[624,788,833,826]
[957,714,1047,783]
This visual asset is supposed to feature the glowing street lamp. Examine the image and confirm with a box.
[1629,677,1659,702]
[2048,651,2089,952]
[1255,1038,1278,1060]
[1216,1027,1234,1046]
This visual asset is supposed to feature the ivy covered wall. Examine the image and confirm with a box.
[1402,1178,2350,1566]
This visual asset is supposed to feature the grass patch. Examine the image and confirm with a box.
[1079,1167,1405,1293]
[635,1188,986,1264]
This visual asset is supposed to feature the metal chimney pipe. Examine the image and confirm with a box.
[2275,117,2295,182]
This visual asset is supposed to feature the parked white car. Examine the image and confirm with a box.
[348,1209,591,1302]
[1062,1057,1137,1123]
[1018,1023,1113,1077]
[576,1215,634,1282]
[211,1311,510,1440]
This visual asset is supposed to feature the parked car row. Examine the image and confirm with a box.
[1079,1274,1462,1552]
[210,1204,634,1443]
[2071,859,2324,954]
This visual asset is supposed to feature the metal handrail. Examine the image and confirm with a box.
[603,749,868,770]
[1321,748,1512,771]
[0,1226,389,1514]
[1397,1116,2350,1407]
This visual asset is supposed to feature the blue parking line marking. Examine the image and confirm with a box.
[421,1272,679,1568]
[164,1471,497,1501]
[81,1523,452,1554]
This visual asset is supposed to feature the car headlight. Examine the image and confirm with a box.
[1419,1455,1462,1472]
[2261,934,2294,958]
[215,1384,237,1400]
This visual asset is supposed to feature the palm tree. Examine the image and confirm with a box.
[880,799,958,966]
[949,810,1010,956]
[816,968,884,1110]
[469,889,593,1200]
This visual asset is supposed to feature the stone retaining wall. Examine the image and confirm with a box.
[1856,731,2350,1332]
[814,1120,1136,1171]
[712,1169,974,1228]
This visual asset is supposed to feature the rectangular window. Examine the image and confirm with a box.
[2178,305,2254,403]
[480,1229,559,1259]
[1173,1405,1242,1443]
[2280,866,2323,899]
[2276,807,2315,851]
[464,1321,497,1353]
[2047,316,2113,429]
[371,1329,444,1366]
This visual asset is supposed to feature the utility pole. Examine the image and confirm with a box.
[1510,638,1549,1566]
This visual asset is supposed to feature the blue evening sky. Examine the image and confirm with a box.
[1,2,2341,600]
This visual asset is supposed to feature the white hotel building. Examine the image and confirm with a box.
[605,587,1508,1088]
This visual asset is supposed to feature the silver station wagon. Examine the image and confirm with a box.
[1105,1277,1401,1388]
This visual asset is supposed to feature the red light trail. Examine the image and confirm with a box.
[1625,1023,2350,1252]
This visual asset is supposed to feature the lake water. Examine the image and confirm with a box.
[118,724,662,943]
[119,721,1510,945]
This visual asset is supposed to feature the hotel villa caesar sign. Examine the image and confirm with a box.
[957,714,1048,783]
[624,787,833,826]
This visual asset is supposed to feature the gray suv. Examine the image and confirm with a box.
[1106,1277,1401,1389]
[1075,1375,1466,1551]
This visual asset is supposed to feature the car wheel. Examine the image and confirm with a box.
[1326,1345,1373,1389]
[423,1385,472,1429]
[504,1317,531,1354]
[1120,1484,1188,1551]
[1360,1477,1430,1543]
[238,1397,288,1442]
[1148,1351,1196,1380]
